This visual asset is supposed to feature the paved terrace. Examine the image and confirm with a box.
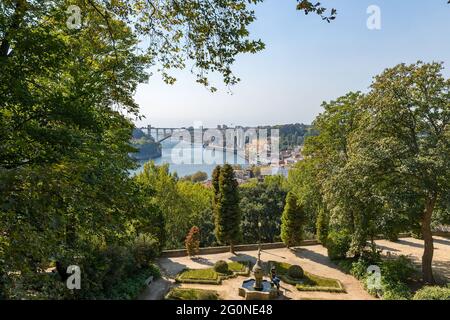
[139,236,450,300]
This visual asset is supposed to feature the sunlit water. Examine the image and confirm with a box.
[131,141,248,178]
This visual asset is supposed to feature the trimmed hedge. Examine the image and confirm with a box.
[269,261,345,293]
[175,261,250,285]
[166,288,220,300]
[413,286,450,300]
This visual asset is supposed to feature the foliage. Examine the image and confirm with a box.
[135,162,214,249]
[326,231,352,260]
[380,256,416,284]
[185,226,201,257]
[106,266,160,300]
[131,233,161,269]
[287,265,304,279]
[177,268,220,284]
[0,0,342,300]
[176,261,248,285]
[227,261,249,273]
[258,123,314,151]
[166,288,219,300]
[212,165,241,252]
[316,207,329,244]
[413,286,450,300]
[213,260,229,274]
[280,192,305,247]
[239,177,287,243]
[289,62,450,284]
[342,254,415,300]
[269,261,344,292]
[348,62,450,283]
[182,171,208,183]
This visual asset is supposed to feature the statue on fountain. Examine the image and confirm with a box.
[270,266,281,293]
[238,243,280,300]
[252,245,264,290]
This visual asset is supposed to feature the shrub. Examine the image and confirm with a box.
[315,208,329,244]
[131,233,160,269]
[350,258,371,280]
[213,260,229,274]
[380,255,415,283]
[413,286,450,300]
[353,255,415,300]
[287,265,304,279]
[106,265,160,300]
[326,231,352,260]
[280,192,305,247]
[185,226,201,257]
[166,288,219,300]
[381,281,412,300]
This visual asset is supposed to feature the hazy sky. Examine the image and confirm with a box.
[134,0,450,128]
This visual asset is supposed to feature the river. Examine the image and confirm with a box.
[131,140,248,178]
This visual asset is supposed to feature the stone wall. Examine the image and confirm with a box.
[160,232,450,258]
[160,240,318,258]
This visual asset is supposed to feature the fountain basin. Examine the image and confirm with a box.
[238,279,278,300]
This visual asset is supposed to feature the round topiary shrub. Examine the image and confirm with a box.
[213,260,229,274]
[287,265,304,279]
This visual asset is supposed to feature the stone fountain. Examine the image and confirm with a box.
[238,245,279,300]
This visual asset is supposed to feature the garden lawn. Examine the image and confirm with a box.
[166,288,219,300]
[270,261,345,293]
[175,261,249,284]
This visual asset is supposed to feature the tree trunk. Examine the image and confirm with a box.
[421,196,436,284]
[0,0,26,58]
[230,242,235,254]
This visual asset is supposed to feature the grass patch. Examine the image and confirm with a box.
[175,261,250,285]
[166,288,219,300]
[228,261,248,273]
[269,261,345,293]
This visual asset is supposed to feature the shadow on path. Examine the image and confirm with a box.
[291,247,342,272]
[434,238,450,246]
[191,257,214,266]
[375,244,400,253]
[137,277,173,300]
[396,239,424,249]
[158,258,187,277]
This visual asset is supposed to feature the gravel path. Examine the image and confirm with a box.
[139,236,450,300]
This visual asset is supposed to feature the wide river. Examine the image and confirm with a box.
[131,141,248,178]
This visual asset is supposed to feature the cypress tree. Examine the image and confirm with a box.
[212,165,221,205]
[213,164,241,253]
[280,192,304,247]
[316,207,329,244]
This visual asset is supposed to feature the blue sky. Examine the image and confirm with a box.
[134,0,450,128]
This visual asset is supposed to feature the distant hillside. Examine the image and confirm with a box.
[130,128,162,160]
[259,123,317,150]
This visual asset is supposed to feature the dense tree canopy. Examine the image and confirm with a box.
[239,176,287,243]
[289,62,449,284]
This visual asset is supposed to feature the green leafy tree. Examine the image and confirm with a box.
[213,164,241,253]
[348,62,450,283]
[135,162,214,249]
[240,177,287,243]
[280,192,305,247]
